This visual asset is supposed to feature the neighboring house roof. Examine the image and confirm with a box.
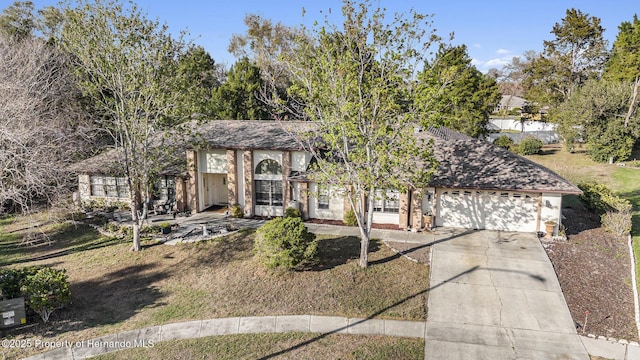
[421,127,580,194]
[497,95,527,110]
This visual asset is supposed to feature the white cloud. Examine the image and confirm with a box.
[473,43,482,49]
[496,48,511,55]
[471,58,482,66]
[484,58,511,68]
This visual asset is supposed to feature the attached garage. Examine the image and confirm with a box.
[436,189,539,232]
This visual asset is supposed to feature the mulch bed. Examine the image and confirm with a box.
[544,205,638,341]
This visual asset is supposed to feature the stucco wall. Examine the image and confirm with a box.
[291,151,312,172]
[199,150,227,174]
[540,193,563,233]
[308,183,344,221]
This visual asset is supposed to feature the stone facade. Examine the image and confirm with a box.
[175,177,187,212]
[399,191,410,229]
[411,189,424,230]
[227,150,238,206]
[187,150,199,213]
[299,182,309,220]
[282,151,291,207]
[243,150,253,217]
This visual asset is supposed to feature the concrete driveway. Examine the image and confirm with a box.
[425,229,589,359]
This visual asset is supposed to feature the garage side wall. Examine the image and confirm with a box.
[540,193,563,232]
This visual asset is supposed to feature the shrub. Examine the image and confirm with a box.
[577,182,630,214]
[230,204,244,218]
[493,135,514,150]
[344,209,358,226]
[0,267,40,300]
[20,267,71,323]
[601,209,632,236]
[285,207,302,218]
[254,217,317,270]
[517,136,543,155]
[578,182,632,235]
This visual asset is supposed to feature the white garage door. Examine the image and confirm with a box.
[436,189,538,232]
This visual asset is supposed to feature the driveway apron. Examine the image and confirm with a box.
[426,229,589,359]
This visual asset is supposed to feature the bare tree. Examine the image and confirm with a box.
[0,34,92,214]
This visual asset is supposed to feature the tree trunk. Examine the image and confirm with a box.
[624,77,639,128]
[359,231,369,268]
[357,189,376,269]
[130,202,141,252]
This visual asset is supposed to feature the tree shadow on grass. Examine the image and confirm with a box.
[6,263,167,338]
[180,229,257,268]
[311,236,380,271]
[63,264,166,332]
[0,234,123,267]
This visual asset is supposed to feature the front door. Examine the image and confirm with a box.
[214,175,228,205]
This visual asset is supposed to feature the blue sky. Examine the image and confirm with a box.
[12,0,640,72]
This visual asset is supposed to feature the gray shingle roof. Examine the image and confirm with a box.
[71,120,580,194]
[192,120,310,151]
[422,127,580,194]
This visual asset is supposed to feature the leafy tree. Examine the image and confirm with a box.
[176,45,224,118]
[229,13,300,90]
[523,8,607,108]
[556,79,639,160]
[0,33,93,214]
[603,15,640,130]
[60,0,195,251]
[211,57,271,119]
[0,2,65,42]
[604,15,640,82]
[269,0,439,268]
[0,1,35,40]
[229,14,304,119]
[417,44,500,137]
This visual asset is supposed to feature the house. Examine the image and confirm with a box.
[494,95,528,113]
[74,120,580,233]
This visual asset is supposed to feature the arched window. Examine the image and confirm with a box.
[255,159,282,175]
[255,159,283,207]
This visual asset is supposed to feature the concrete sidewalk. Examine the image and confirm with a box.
[22,315,426,360]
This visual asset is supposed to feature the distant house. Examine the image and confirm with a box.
[495,95,528,113]
[72,120,580,233]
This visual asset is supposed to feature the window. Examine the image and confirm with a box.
[373,190,400,213]
[318,186,329,210]
[255,159,282,175]
[154,176,176,201]
[255,180,283,206]
[90,176,129,198]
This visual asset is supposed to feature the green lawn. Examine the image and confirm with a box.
[93,333,424,360]
[0,215,429,359]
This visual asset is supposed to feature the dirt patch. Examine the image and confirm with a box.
[544,204,637,340]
